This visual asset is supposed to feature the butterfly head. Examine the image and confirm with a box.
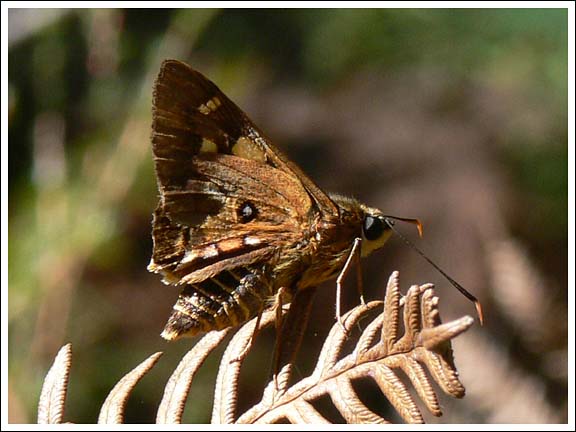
[359,206,394,257]
[328,195,394,258]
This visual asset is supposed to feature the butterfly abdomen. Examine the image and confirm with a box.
[161,268,273,340]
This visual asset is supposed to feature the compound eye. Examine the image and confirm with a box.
[363,215,385,241]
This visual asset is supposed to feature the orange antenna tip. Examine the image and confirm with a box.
[415,219,424,238]
[475,300,485,326]
[383,215,423,238]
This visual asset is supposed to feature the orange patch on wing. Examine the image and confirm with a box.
[216,237,245,253]
[232,137,266,162]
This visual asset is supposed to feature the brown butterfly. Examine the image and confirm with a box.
[148,60,480,341]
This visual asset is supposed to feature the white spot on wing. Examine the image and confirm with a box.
[180,249,200,264]
[202,244,219,258]
[244,236,261,246]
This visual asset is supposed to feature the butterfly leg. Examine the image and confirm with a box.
[274,287,288,336]
[335,237,363,333]
[230,310,263,363]
[271,287,288,393]
[271,287,315,399]
[355,241,365,306]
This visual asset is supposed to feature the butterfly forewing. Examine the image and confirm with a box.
[152,60,337,212]
[150,60,340,339]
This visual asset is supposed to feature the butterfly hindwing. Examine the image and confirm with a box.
[150,153,314,283]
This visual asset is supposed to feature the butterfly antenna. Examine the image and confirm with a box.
[382,215,424,238]
[383,217,484,326]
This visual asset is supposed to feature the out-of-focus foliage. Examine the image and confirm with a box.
[8,8,568,424]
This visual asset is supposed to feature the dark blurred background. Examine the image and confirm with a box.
[8,8,568,424]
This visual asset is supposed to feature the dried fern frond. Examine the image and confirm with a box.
[98,352,163,424]
[37,343,72,424]
[37,271,474,424]
[212,288,316,424]
[236,271,473,424]
[157,328,233,423]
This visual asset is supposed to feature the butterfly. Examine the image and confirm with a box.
[148,60,481,342]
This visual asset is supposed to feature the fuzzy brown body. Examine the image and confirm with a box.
[149,60,391,340]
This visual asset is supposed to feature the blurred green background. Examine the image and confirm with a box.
[8,8,568,424]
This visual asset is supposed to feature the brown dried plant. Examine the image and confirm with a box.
[37,271,474,424]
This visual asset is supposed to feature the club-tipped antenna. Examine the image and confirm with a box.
[384,217,484,326]
[382,215,424,238]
